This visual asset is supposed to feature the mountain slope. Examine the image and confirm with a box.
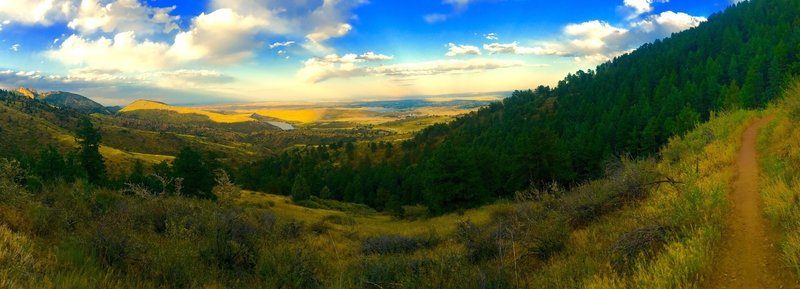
[13,88,110,114]
[408,0,800,197]
[238,0,800,213]
[37,91,111,114]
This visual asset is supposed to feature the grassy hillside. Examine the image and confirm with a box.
[0,98,172,176]
[0,104,764,288]
[121,100,257,124]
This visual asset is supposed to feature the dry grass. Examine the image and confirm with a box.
[254,109,327,123]
[237,191,499,237]
[121,100,256,123]
[758,81,800,275]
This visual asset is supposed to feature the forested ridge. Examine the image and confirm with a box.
[238,0,800,214]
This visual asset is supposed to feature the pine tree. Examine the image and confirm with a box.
[35,146,64,182]
[291,174,311,202]
[76,117,105,185]
[172,147,215,199]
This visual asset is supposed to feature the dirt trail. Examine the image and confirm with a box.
[706,116,796,289]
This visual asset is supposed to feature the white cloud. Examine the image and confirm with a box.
[305,23,352,52]
[358,52,394,61]
[515,7,706,65]
[169,9,270,65]
[483,42,565,56]
[298,55,523,83]
[445,43,481,57]
[9,44,19,51]
[313,52,393,64]
[210,0,366,52]
[563,20,629,53]
[484,33,498,40]
[633,11,706,34]
[269,41,295,49]
[68,0,179,35]
[0,0,75,26]
[623,0,655,18]
[47,32,173,71]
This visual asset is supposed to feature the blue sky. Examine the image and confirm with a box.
[0,0,738,105]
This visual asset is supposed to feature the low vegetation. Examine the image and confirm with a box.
[0,106,760,288]
[758,81,800,274]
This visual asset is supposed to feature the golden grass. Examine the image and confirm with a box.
[579,110,754,289]
[255,109,326,123]
[412,107,476,117]
[757,81,800,274]
[376,116,454,133]
[237,190,499,236]
[121,100,256,123]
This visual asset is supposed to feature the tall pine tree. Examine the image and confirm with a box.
[76,117,105,185]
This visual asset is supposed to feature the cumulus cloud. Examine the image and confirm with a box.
[68,0,179,35]
[48,32,173,71]
[305,23,353,52]
[541,9,706,64]
[169,9,271,65]
[563,20,629,54]
[9,44,20,52]
[632,11,706,34]
[623,0,655,18]
[210,0,366,52]
[298,54,523,83]
[18,0,367,71]
[484,33,498,40]
[483,42,566,56]
[0,0,75,26]
[445,43,481,57]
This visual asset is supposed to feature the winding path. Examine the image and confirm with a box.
[706,116,796,288]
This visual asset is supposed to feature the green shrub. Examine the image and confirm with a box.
[455,220,498,263]
[91,219,138,269]
[258,244,324,289]
[202,210,262,271]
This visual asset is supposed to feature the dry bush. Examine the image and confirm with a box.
[610,224,673,274]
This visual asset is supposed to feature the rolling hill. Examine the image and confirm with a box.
[14,88,111,114]
[120,100,257,123]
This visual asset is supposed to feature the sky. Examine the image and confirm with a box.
[0,0,740,106]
